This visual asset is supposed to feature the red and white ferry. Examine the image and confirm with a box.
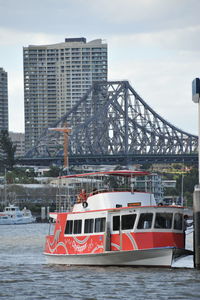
[44,170,192,267]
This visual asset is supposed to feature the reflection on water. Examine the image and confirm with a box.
[0,224,199,299]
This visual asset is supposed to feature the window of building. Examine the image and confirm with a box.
[174,213,183,230]
[137,213,153,229]
[122,214,136,230]
[154,213,173,229]
[95,217,106,233]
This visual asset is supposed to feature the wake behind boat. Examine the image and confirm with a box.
[44,170,193,267]
[0,204,36,225]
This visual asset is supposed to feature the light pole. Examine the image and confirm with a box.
[192,78,200,269]
[181,173,184,206]
[192,78,200,182]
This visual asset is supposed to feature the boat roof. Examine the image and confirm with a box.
[5,204,18,208]
[62,170,150,179]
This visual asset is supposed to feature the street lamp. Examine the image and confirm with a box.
[192,78,200,182]
[192,78,200,269]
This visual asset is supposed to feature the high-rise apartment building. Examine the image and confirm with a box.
[23,38,107,152]
[0,68,8,131]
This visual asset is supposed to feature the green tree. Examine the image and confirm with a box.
[141,163,152,170]
[5,168,38,184]
[45,165,61,177]
[0,130,16,171]
[176,167,198,207]
[176,168,198,194]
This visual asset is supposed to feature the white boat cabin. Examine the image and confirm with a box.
[73,191,156,212]
[4,205,23,217]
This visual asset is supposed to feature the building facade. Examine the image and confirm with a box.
[23,38,107,152]
[0,68,8,131]
[9,132,25,157]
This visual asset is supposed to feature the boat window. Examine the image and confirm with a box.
[48,218,56,235]
[122,214,136,230]
[174,213,183,230]
[84,219,94,233]
[73,220,82,234]
[95,217,106,233]
[137,213,153,229]
[113,216,120,231]
[154,213,173,229]
[65,220,73,234]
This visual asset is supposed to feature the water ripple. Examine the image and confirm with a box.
[0,224,199,299]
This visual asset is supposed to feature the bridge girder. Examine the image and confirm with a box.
[25,81,198,162]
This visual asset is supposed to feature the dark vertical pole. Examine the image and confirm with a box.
[193,186,200,269]
[192,78,200,269]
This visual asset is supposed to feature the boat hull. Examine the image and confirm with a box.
[44,248,193,267]
[0,217,35,225]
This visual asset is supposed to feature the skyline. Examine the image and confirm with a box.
[0,0,200,135]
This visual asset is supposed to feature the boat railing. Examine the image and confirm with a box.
[74,187,147,204]
[87,187,143,196]
[55,187,148,212]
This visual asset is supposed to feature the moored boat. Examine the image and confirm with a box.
[44,170,193,267]
[0,204,36,225]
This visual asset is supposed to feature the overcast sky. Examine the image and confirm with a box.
[0,0,200,135]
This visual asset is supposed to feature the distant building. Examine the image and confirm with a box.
[135,173,163,204]
[0,68,8,131]
[23,38,108,152]
[162,180,176,188]
[9,132,25,157]
[162,196,182,206]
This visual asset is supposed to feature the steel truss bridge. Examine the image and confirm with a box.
[23,81,198,166]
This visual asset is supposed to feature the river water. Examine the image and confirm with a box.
[0,223,199,300]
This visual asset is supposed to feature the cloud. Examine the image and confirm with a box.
[105,24,200,55]
[106,27,200,135]
[0,27,64,46]
[0,0,200,35]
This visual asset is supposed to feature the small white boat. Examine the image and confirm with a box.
[0,204,35,225]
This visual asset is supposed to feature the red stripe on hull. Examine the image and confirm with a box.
[45,231,184,255]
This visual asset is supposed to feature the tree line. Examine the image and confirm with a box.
[0,130,16,172]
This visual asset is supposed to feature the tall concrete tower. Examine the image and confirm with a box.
[0,68,8,131]
[23,38,107,152]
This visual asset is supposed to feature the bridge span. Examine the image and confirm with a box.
[23,81,198,166]
[18,153,198,167]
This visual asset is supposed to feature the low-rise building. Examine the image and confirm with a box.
[9,132,25,157]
